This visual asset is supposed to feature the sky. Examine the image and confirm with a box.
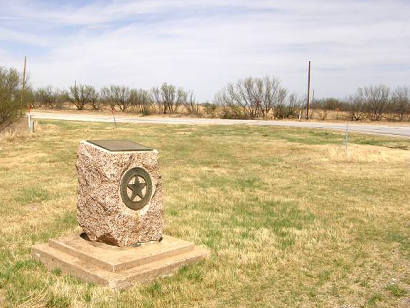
[1,0,409,101]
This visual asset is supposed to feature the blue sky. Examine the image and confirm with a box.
[1,0,409,101]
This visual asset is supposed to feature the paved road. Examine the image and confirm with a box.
[31,112,410,138]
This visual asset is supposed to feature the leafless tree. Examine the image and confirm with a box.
[69,84,98,110]
[183,91,199,114]
[111,86,131,112]
[34,87,69,109]
[347,94,366,121]
[100,86,130,111]
[215,83,247,118]
[151,83,186,114]
[215,76,287,119]
[273,94,302,119]
[130,89,153,115]
[87,87,100,110]
[391,86,410,121]
[100,87,115,110]
[35,87,54,108]
[357,85,390,121]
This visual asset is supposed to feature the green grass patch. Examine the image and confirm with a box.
[385,283,407,297]
[15,187,50,205]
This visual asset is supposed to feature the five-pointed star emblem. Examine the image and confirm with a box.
[127,176,146,201]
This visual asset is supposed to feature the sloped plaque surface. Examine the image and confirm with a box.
[87,140,153,152]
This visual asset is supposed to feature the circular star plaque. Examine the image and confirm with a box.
[120,167,153,210]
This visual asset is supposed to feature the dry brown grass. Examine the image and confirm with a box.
[0,120,409,307]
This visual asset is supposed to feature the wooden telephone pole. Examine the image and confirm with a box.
[306,60,311,119]
[20,56,27,115]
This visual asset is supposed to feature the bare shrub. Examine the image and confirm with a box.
[347,94,367,121]
[311,98,346,111]
[202,102,217,117]
[34,87,68,109]
[100,87,115,110]
[273,94,302,119]
[220,105,247,119]
[391,86,410,121]
[99,86,131,111]
[183,92,199,115]
[111,86,131,112]
[359,85,390,121]
[69,84,98,110]
[130,89,153,115]
[151,83,187,114]
[215,76,287,119]
[86,88,99,110]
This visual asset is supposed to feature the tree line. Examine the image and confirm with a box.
[31,83,199,116]
[311,86,410,121]
[1,64,410,127]
[215,78,410,121]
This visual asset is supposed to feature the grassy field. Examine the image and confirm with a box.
[0,120,409,307]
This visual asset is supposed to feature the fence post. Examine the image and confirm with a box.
[28,113,33,133]
[345,122,349,157]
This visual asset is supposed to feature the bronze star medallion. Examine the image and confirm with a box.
[120,167,153,210]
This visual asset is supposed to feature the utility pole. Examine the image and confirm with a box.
[306,60,311,120]
[20,56,27,116]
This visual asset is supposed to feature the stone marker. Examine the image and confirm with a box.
[32,140,209,289]
[76,140,163,246]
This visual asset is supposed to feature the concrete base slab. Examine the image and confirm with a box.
[32,234,209,289]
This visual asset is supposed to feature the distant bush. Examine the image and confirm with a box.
[311,98,347,111]
[220,105,247,119]
[346,85,410,121]
[183,92,199,115]
[391,86,410,121]
[35,87,54,108]
[100,85,131,112]
[358,85,390,121]
[34,86,69,109]
[215,76,287,119]
[87,88,100,110]
[152,83,187,114]
[130,89,153,115]
[111,86,131,112]
[69,84,98,110]
[202,102,217,117]
[100,87,115,110]
[347,94,366,121]
[274,94,303,119]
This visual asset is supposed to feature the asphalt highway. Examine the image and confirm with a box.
[30,112,410,138]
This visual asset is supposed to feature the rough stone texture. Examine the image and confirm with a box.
[76,141,163,246]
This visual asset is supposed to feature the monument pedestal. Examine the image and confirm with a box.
[32,234,209,289]
[32,140,209,288]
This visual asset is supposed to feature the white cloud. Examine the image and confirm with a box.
[1,0,409,100]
